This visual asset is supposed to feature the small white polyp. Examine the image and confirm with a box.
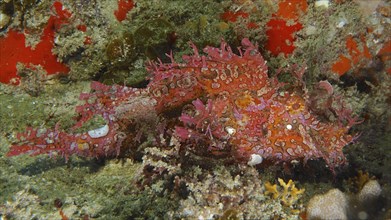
[247,154,263,166]
[225,126,236,135]
[88,124,109,138]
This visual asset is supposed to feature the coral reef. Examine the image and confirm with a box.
[1,0,390,219]
[169,166,300,219]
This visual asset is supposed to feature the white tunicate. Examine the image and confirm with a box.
[337,17,348,28]
[358,180,382,202]
[247,154,263,166]
[88,124,109,138]
[315,0,329,8]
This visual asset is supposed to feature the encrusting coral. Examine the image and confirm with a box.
[7,38,360,170]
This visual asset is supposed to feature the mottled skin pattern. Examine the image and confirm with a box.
[154,39,355,169]
[8,39,357,170]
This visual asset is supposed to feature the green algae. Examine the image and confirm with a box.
[106,32,136,66]
[0,82,88,134]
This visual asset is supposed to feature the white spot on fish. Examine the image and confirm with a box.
[88,124,109,138]
[247,154,263,166]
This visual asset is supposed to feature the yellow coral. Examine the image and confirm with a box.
[265,181,279,199]
[348,170,376,192]
[356,170,373,190]
[265,178,305,207]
